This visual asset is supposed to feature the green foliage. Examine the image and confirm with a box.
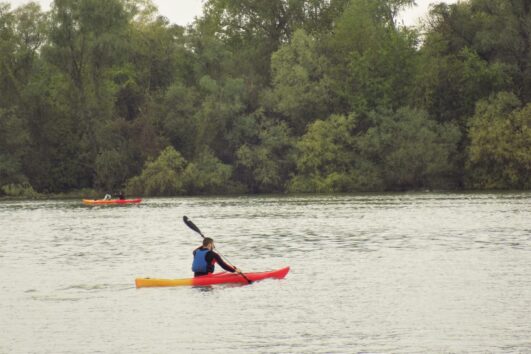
[182,150,234,194]
[0,0,529,196]
[290,108,461,192]
[127,14,187,93]
[415,39,512,125]
[358,108,462,190]
[236,120,295,192]
[466,92,531,189]
[160,82,200,158]
[0,108,29,188]
[125,146,186,196]
[264,29,331,134]
[294,114,357,176]
[194,76,246,159]
[94,149,130,191]
[322,0,419,114]
[126,146,237,195]
[345,26,418,111]
[422,0,531,104]
[1,183,41,198]
[19,63,90,193]
[200,0,350,99]
[43,0,130,171]
[288,113,377,192]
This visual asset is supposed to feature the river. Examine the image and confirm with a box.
[1,193,530,353]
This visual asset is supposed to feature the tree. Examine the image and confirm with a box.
[159,83,201,159]
[288,113,373,192]
[182,149,234,194]
[236,119,294,192]
[1,0,529,196]
[42,0,130,183]
[0,3,47,106]
[199,0,350,103]
[263,29,331,134]
[358,107,462,190]
[416,2,518,125]
[326,0,418,113]
[414,46,511,125]
[422,0,531,103]
[0,108,28,190]
[125,146,186,196]
[94,148,131,191]
[193,75,246,161]
[126,146,236,195]
[466,92,531,189]
[19,66,90,192]
[290,107,462,192]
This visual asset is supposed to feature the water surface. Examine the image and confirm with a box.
[1,193,530,353]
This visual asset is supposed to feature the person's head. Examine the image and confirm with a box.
[202,237,214,250]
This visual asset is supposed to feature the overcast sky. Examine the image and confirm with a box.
[6,0,457,27]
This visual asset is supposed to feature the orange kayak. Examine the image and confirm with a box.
[83,198,142,205]
[135,266,290,288]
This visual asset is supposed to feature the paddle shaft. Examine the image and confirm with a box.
[183,216,252,284]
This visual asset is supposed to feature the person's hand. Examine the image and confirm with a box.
[234,267,241,273]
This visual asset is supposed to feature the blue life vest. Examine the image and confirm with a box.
[192,249,210,273]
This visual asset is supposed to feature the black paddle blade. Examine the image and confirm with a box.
[183,216,204,237]
[240,273,253,284]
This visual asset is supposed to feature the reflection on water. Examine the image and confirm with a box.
[0,193,530,353]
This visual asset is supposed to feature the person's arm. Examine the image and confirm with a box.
[211,251,236,272]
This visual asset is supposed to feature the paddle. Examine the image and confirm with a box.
[183,216,253,284]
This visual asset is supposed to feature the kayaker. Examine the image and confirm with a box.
[192,237,240,277]
[117,191,125,200]
[103,194,112,200]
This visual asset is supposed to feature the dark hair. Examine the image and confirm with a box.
[202,237,214,247]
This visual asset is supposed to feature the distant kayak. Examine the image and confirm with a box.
[83,198,142,205]
[135,266,290,288]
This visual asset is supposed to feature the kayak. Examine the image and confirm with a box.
[135,267,289,288]
[135,266,290,288]
[83,198,142,205]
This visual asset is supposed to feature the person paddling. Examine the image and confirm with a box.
[192,237,240,277]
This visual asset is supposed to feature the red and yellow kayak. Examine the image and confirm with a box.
[83,198,142,205]
[135,266,290,288]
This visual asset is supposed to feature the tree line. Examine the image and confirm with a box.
[0,0,529,197]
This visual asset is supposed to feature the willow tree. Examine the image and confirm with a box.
[466,92,531,189]
[326,0,418,113]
